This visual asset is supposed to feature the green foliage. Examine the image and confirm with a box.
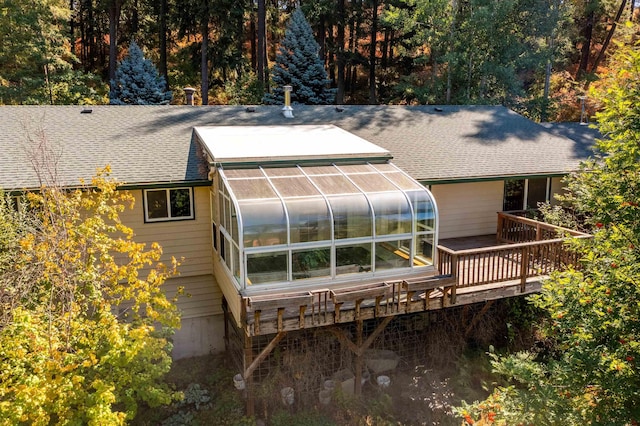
[110,41,172,105]
[264,8,335,105]
[0,0,105,104]
[0,168,181,424]
[459,41,640,425]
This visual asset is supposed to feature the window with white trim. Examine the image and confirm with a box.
[143,188,194,222]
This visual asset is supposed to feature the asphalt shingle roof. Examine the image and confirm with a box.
[0,104,598,190]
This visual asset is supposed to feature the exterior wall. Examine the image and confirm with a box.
[119,187,224,359]
[550,177,566,205]
[430,181,504,240]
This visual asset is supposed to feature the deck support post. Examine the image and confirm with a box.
[243,333,254,417]
[520,246,530,292]
[354,320,363,396]
[243,331,287,417]
[328,316,394,395]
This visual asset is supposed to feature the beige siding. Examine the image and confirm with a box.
[119,187,222,322]
[550,176,567,205]
[120,187,213,277]
[163,274,222,319]
[431,181,504,239]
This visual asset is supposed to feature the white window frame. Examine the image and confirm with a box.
[143,187,195,223]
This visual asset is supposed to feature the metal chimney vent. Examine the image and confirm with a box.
[282,85,294,118]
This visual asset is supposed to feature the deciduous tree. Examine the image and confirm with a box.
[0,167,181,424]
[458,40,640,425]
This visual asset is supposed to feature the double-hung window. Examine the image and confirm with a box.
[144,187,194,222]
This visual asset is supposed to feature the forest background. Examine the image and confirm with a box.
[1,0,639,120]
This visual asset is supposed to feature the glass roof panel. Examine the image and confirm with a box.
[224,169,264,179]
[227,178,278,200]
[370,163,398,173]
[383,172,425,191]
[348,173,398,192]
[264,167,304,177]
[303,165,340,175]
[337,164,375,174]
[311,174,361,195]
[270,176,322,198]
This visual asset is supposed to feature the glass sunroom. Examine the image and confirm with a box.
[199,125,438,292]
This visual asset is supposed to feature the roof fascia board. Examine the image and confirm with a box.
[422,173,568,185]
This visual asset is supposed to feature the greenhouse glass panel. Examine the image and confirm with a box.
[336,243,372,275]
[328,194,372,239]
[303,165,340,175]
[285,198,331,243]
[382,172,424,191]
[240,200,287,247]
[292,248,331,280]
[414,234,433,266]
[224,169,264,179]
[370,192,412,236]
[247,251,288,284]
[375,240,412,270]
[337,164,375,174]
[227,178,277,200]
[348,173,397,192]
[407,190,436,231]
[232,244,240,279]
[264,167,303,177]
[231,202,238,243]
[270,176,321,198]
[311,174,361,195]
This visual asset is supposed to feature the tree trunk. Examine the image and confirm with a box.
[336,0,346,104]
[108,0,122,91]
[591,0,627,73]
[368,0,378,104]
[159,0,169,89]
[250,18,257,70]
[577,9,594,78]
[257,0,266,86]
[201,5,209,105]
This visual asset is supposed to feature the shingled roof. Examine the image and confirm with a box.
[0,104,597,190]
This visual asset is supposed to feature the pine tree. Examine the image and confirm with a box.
[109,41,172,105]
[264,8,335,105]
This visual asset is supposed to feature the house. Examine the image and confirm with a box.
[0,105,596,373]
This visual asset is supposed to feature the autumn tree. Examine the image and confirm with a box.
[0,168,181,424]
[458,41,640,425]
[0,0,105,104]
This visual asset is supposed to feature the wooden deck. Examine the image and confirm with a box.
[231,213,592,414]
[238,213,591,338]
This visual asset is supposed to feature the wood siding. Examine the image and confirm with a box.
[431,181,504,240]
[119,187,219,320]
[550,177,566,205]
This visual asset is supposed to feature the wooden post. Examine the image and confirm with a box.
[354,320,363,396]
[243,333,254,417]
[520,246,530,292]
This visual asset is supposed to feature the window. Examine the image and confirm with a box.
[503,178,550,211]
[144,188,194,222]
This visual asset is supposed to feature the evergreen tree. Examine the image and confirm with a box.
[109,41,172,105]
[264,8,335,105]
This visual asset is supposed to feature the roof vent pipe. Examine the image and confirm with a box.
[282,85,294,118]
[184,87,196,106]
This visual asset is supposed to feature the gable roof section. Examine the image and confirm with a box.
[0,105,597,190]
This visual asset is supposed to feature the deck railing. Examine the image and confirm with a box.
[438,212,591,289]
